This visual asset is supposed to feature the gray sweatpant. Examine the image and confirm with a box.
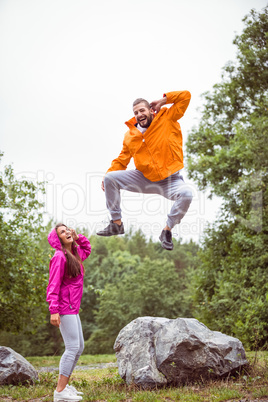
[59,314,84,377]
[104,169,193,229]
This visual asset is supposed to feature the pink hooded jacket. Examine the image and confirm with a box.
[46,229,91,315]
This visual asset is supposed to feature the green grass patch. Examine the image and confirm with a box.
[0,352,267,401]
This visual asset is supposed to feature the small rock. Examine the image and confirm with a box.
[0,346,38,385]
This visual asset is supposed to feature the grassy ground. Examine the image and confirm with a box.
[0,352,267,401]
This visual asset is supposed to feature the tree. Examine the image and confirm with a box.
[187,7,267,199]
[185,7,268,348]
[81,232,199,349]
[80,247,140,340]
[84,256,187,353]
[0,152,50,332]
[187,221,268,348]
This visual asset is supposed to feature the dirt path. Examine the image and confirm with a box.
[37,361,117,373]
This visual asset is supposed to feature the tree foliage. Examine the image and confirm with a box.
[185,7,268,349]
[0,215,198,355]
[84,256,186,354]
[187,7,267,200]
[187,221,268,348]
[0,152,50,332]
[81,232,198,354]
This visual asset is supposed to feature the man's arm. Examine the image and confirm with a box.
[106,141,132,173]
[151,91,191,121]
[165,91,191,121]
[150,96,167,113]
[101,139,132,191]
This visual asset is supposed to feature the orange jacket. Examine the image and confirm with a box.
[107,91,191,182]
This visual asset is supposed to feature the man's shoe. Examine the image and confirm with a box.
[54,386,82,401]
[97,220,124,236]
[159,229,173,251]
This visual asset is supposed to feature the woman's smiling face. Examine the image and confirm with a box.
[56,225,73,246]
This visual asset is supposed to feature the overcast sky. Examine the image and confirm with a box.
[1,0,266,242]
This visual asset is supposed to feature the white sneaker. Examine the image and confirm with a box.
[66,384,84,395]
[54,386,83,401]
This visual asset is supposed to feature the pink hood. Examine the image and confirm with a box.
[48,228,62,250]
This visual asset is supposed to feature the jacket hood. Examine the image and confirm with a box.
[48,228,62,250]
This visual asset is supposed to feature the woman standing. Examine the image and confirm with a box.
[46,223,91,402]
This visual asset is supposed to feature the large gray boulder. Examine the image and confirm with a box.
[114,317,248,388]
[0,346,38,385]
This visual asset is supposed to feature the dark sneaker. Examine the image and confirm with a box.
[159,229,173,250]
[97,220,124,236]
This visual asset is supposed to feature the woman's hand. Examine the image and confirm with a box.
[50,313,61,327]
[70,228,79,241]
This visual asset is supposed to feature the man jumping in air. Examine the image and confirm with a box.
[97,91,193,250]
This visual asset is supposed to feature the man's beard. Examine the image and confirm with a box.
[139,114,153,128]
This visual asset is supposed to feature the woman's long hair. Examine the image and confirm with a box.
[55,223,84,278]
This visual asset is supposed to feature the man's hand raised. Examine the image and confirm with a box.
[150,96,167,113]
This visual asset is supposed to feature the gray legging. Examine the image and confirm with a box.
[59,314,84,377]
